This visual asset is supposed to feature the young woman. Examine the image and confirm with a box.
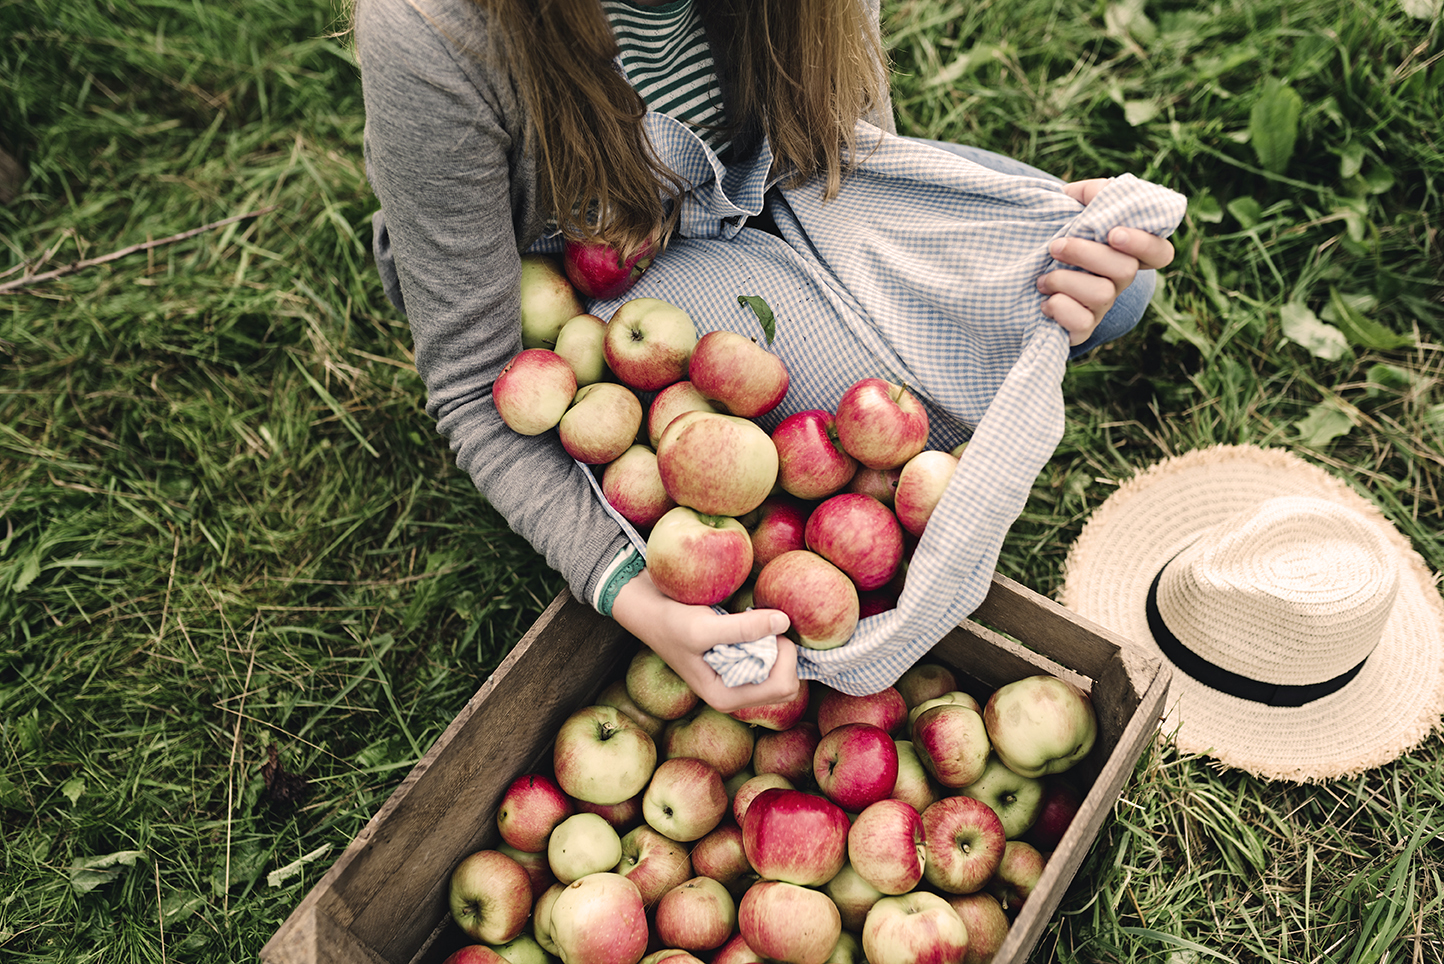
[354,0,1179,710]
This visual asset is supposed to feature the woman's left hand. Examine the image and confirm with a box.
[1039,179,1177,345]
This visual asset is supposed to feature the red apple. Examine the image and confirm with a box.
[654,876,737,952]
[711,932,765,964]
[615,824,693,909]
[986,840,1046,913]
[497,773,575,853]
[751,721,821,783]
[738,880,842,964]
[945,892,1010,964]
[643,756,728,843]
[548,872,650,964]
[448,850,532,944]
[554,312,610,386]
[812,722,899,813]
[858,585,901,618]
[576,792,645,833]
[662,707,756,780]
[565,236,655,300]
[771,409,858,500]
[559,381,644,464]
[920,796,1006,895]
[646,506,753,606]
[741,787,850,886]
[906,692,982,732]
[833,378,929,470]
[443,947,508,964]
[894,662,959,709]
[625,646,700,721]
[689,821,753,891]
[520,253,584,349]
[656,410,778,518]
[497,842,557,904]
[605,297,698,392]
[493,348,577,436]
[893,449,959,537]
[816,687,909,737]
[1025,777,1083,852]
[729,679,810,731]
[553,704,659,806]
[910,702,990,789]
[647,381,721,448]
[731,773,794,827]
[804,493,903,592]
[846,465,901,508]
[688,329,790,419]
[752,550,859,650]
[742,495,812,578]
[549,811,624,884]
[822,861,885,933]
[982,675,1098,778]
[847,799,925,895]
[861,892,969,964]
[958,754,1044,840]
[603,444,677,531]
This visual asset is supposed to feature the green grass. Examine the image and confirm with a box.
[1,0,1441,961]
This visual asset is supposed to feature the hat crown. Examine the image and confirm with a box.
[1155,496,1398,686]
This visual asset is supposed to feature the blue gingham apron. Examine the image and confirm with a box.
[535,113,1186,695]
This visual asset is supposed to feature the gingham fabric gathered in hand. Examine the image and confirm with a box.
[548,112,1188,695]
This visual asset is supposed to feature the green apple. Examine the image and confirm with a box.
[548,812,624,884]
[553,312,609,385]
[519,254,584,350]
[982,675,1098,778]
[958,753,1044,839]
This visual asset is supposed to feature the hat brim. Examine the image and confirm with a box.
[1060,445,1444,782]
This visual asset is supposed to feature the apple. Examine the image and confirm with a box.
[520,254,585,349]
[910,702,991,789]
[661,706,756,779]
[654,876,737,951]
[553,704,658,806]
[892,449,959,538]
[597,678,666,738]
[711,932,765,964]
[741,787,850,886]
[640,952,702,964]
[804,493,903,592]
[532,882,566,956]
[497,773,575,853]
[833,378,929,470]
[751,721,821,783]
[498,842,557,904]
[742,495,812,578]
[771,410,858,500]
[982,675,1098,778]
[889,740,941,816]
[723,767,755,800]
[643,756,728,842]
[605,297,698,392]
[894,662,959,709]
[614,824,693,909]
[813,722,899,813]
[564,236,655,300]
[689,822,753,892]
[548,872,650,964]
[861,892,969,964]
[858,585,900,618]
[493,348,578,436]
[846,465,901,508]
[729,678,810,731]
[945,892,1010,964]
[549,811,624,884]
[826,930,864,964]
[920,795,1007,895]
[816,686,909,737]
[443,947,508,964]
[656,410,779,517]
[602,445,676,531]
[958,754,1044,840]
[449,850,533,944]
[1026,777,1084,852]
[731,773,794,826]
[576,793,645,834]
[489,933,555,964]
[647,381,721,448]
[738,880,842,964]
[986,840,1046,913]
[646,506,753,606]
[625,646,699,721]
[753,550,859,650]
[906,691,982,732]
[688,329,790,419]
[847,799,925,895]
[554,312,610,386]
[822,861,885,933]
[559,381,644,464]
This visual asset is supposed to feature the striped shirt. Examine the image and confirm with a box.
[602,0,731,153]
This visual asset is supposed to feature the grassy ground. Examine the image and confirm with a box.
[1,0,1440,961]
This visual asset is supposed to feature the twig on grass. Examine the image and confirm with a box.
[0,206,278,294]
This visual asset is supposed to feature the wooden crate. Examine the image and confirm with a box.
[261,572,1170,964]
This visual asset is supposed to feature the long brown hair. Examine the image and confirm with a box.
[479,0,889,259]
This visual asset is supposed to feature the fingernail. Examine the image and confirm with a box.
[1109,227,1127,246]
[769,613,789,634]
[1048,238,1064,257]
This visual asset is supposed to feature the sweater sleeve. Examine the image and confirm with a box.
[355,0,632,607]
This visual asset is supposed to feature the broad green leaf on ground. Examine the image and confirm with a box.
[1280,301,1351,360]
[1227,196,1263,228]
[1326,288,1414,350]
[69,851,144,894]
[1189,192,1224,223]
[1293,400,1358,446]
[1249,77,1303,174]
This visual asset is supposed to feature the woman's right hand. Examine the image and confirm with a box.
[610,568,803,713]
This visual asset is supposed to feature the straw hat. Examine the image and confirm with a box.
[1060,444,1444,783]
